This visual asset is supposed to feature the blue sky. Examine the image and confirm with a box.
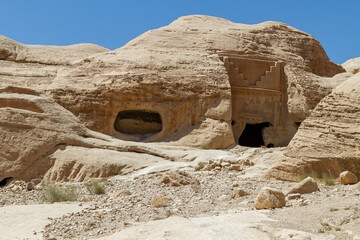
[1,0,359,64]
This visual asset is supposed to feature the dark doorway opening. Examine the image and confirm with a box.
[239,122,270,147]
[0,177,13,187]
[114,110,162,135]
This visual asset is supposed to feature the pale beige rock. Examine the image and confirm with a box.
[0,86,193,182]
[268,73,360,181]
[340,171,358,185]
[161,171,199,186]
[287,177,319,195]
[286,193,301,200]
[113,190,132,198]
[342,57,360,74]
[254,187,286,209]
[0,15,345,149]
[0,34,109,64]
[232,188,249,198]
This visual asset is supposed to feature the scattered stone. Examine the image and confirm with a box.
[161,171,200,186]
[229,165,241,171]
[26,182,35,191]
[113,190,132,198]
[10,186,21,193]
[254,187,286,209]
[231,188,249,199]
[287,177,319,195]
[340,171,358,185]
[287,193,301,200]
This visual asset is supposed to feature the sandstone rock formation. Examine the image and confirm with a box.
[0,86,186,183]
[0,35,108,65]
[267,72,360,181]
[254,187,286,209]
[0,15,346,149]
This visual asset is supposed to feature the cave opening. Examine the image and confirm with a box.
[0,177,13,187]
[114,110,162,135]
[238,122,270,147]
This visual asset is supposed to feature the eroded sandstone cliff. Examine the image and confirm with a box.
[0,15,346,149]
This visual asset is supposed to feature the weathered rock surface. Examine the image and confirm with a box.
[0,35,108,65]
[287,177,319,195]
[340,171,358,185]
[0,86,191,183]
[0,15,345,149]
[254,187,286,209]
[343,57,360,74]
[268,73,360,181]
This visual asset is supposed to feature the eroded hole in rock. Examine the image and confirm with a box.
[239,122,270,147]
[114,110,162,135]
[0,177,13,187]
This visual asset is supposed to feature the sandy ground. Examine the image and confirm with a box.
[0,204,85,240]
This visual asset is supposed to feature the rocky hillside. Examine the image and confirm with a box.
[0,15,346,149]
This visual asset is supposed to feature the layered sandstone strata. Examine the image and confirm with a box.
[0,15,345,149]
[267,73,360,181]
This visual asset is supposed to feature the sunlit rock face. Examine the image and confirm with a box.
[0,15,345,149]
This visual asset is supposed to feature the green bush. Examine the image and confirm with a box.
[42,184,77,203]
[85,180,106,195]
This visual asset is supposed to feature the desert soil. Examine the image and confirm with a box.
[1,147,359,240]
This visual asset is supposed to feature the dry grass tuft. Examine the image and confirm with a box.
[151,195,170,207]
[41,184,77,203]
[85,180,106,195]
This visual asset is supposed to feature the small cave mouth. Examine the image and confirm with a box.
[114,110,162,135]
[0,177,13,187]
[239,122,270,147]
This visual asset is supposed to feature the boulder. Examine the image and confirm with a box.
[287,177,319,195]
[254,187,286,209]
[340,171,358,185]
[232,188,249,199]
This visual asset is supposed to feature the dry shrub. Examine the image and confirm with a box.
[85,180,106,195]
[42,184,77,203]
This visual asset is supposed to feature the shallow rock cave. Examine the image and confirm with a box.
[113,110,162,135]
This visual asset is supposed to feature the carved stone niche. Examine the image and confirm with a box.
[219,53,289,147]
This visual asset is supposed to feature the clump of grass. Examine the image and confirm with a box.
[320,222,332,231]
[329,208,339,212]
[322,173,335,185]
[41,184,77,203]
[318,229,325,233]
[85,180,106,195]
[300,172,317,181]
[335,227,341,231]
[108,164,123,176]
[151,195,170,207]
[201,144,210,150]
